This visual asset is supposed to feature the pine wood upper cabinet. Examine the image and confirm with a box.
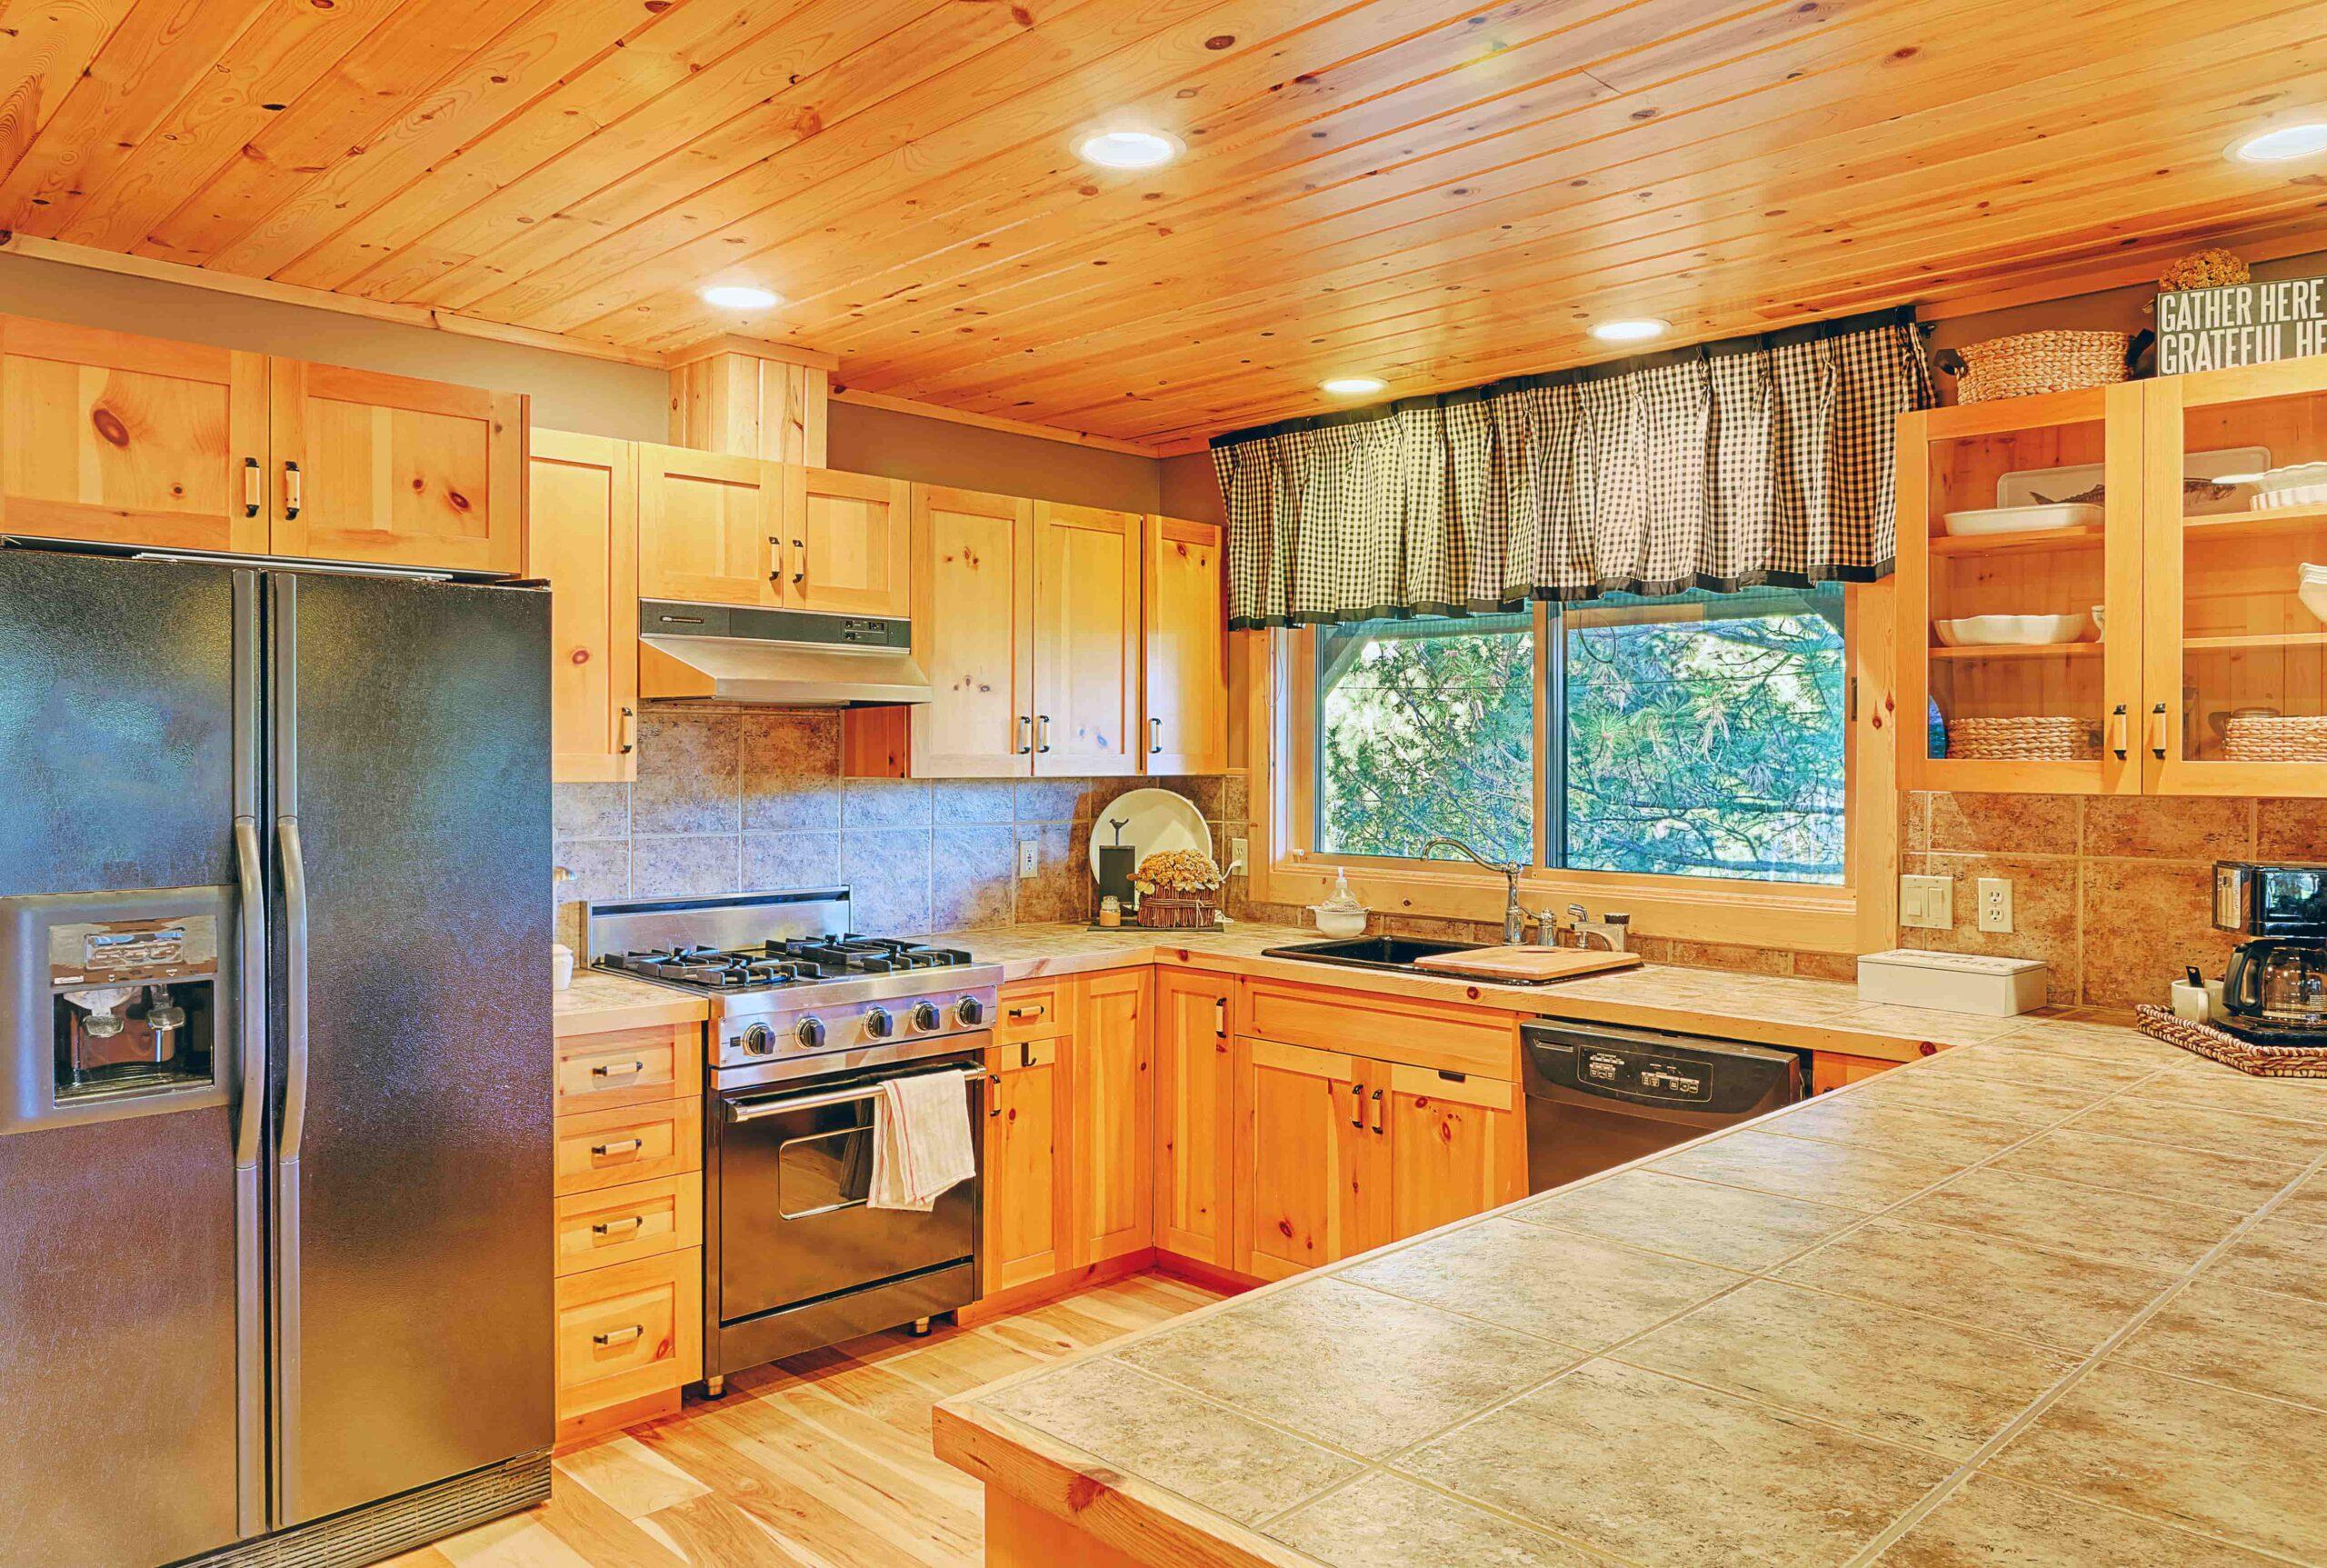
[787,466,910,617]
[1069,969,1154,1267]
[269,359,525,574]
[1377,1065,1525,1243]
[909,485,1036,777]
[1143,516,1229,774]
[0,315,268,554]
[1154,970,1235,1267]
[981,1034,1068,1295]
[1234,1037,1380,1283]
[635,444,784,608]
[528,430,638,784]
[1032,502,1144,777]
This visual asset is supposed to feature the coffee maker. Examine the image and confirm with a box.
[2213,861,2327,1045]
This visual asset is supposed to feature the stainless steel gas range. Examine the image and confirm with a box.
[584,890,1000,1392]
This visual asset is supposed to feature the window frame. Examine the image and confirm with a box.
[1253,584,1899,956]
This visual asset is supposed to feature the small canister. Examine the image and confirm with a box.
[1097,895,1123,929]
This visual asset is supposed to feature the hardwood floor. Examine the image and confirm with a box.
[387,1273,1220,1568]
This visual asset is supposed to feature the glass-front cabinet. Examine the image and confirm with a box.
[2143,360,2327,794]
[1898,358,2327,799]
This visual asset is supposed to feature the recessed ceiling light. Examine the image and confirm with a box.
[1590,318,1669,344]
[2231,123,2327,163]
[1320,376,1385,396]
[1075,129,1182,170]
[700,284,780,311]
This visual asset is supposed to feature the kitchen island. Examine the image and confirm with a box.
[935,1017,2327,1566]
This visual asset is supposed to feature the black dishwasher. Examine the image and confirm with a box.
[1521,1019,1805,1193]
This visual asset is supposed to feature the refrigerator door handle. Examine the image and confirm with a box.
[232,819,266,1170]
[279,815,311,1164]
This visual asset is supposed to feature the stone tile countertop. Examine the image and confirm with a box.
[931,921,2102,1061]
[935,1023,2327,1567]
[551,965,706,1039]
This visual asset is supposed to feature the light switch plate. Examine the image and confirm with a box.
[1017,840,1039,880]
[1900,874,1953,930]
[1978,876,2013,934]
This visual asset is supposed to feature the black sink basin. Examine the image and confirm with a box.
[1260,934,1483,974]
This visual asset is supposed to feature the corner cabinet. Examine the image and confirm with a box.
[1898,359,2327,798]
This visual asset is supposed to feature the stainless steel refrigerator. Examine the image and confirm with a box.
[0,542,554,1568]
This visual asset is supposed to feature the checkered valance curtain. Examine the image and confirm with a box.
[1209,307,1933,628]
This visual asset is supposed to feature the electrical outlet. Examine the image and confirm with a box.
[1230,836,1249,874]
[1017,840,1039,880]
[1977,876,2013,934]
[1900,874,1953,930]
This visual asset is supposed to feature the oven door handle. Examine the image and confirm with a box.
[724,1067,994,1124]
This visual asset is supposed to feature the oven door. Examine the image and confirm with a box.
[712,1054,984,1369]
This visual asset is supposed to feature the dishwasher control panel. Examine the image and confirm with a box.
[1579,1044,1711,1104]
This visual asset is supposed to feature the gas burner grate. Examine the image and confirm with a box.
[597,934,974,991]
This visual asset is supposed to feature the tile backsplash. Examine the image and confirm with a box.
[1899,793,2324,1010]
[553,706,1243,948]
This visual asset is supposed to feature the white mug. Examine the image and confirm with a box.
[552,944,575,992]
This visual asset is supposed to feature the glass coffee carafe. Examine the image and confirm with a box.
[2223,937,2327,1040]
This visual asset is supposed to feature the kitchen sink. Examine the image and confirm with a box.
[1260,934,1484,974]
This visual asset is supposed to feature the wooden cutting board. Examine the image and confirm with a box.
[1407,945,1643,983]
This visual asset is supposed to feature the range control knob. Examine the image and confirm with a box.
[863,1006,895,1040]
[910,1001,942,1033]
[740,1023,775,1057]
[954,995,988,1027]
[794,1017,826,1050]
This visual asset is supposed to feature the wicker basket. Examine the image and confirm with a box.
[1934,330,2150,403]
[2136,1004,2327,1077]
[1945,716,2101,761]
[2222,714,2327,763]
[1135,892,1217,930]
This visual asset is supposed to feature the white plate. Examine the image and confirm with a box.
[1934,613,2094,646]
[1941,503,2102,536]
[1997,445,2269,515]
[1089,788,1213,883]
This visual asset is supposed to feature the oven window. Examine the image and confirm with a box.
[777,1123,873,1219]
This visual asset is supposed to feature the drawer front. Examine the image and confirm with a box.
[555,1023,700,1114]
[1238,978,1515,1079]
[554,1250,702,1418]
[554,1098,702,1195]
[554,1173,702,1276]
[996,979,1072,1044]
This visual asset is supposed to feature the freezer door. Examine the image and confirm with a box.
[0,547,257,1565]
[271,570,554,1525]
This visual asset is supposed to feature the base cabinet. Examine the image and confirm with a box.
[983,1035,1068,1294]
[1153,971,1235,1267]
[1235,1038,1381,1283]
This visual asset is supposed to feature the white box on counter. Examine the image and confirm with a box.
[1856,950,2047,1016]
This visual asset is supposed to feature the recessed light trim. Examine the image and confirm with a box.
[2231,123,2327,163]
[1590,318,1670,344]
[700,284,780,311]
[1320,376,1386,396]
[1075,129,1183,170]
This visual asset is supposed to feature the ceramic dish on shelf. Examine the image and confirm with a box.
[1996,446,2268,516]
[2252,475,2327,511]
[1933,613,2095,646]
[2301,564,2327,624]
[1941,503,2102,537]
[2091,604,2105,642]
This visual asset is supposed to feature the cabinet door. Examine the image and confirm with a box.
[2142,364,2327,796]
[981,1038,1068,1294]
[1377,1065,1525,1243]
[1032,501,1143,778]
[912,484,1034,777]
[1143,516,1229,774]
[0,315,268,553]
[1070,969,1154,1267]
[787,465,910,617]
[528,430,637,783]
[269,359,524,573]
[635,444,784,607]
[1154,969,1235,1267]
[1235,1037,1378,1283]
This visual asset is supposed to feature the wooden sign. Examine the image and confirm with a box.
[2156,276,2327,375]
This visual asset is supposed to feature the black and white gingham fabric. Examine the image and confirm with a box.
[1210,307,1932,627]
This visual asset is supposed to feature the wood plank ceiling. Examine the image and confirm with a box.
[3,0,2324,449]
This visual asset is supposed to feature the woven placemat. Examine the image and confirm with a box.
[2135,1004,2327,1078]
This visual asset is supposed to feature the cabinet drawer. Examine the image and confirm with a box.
[1238,978,1516,1079]
[554,1173,702,1276]
[554,1250,702,1420]
[997,980,1072,1044]
[554,1098,702,1195]
[555,1024,700,1114]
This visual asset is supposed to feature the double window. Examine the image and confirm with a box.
[1313,587,1849,885]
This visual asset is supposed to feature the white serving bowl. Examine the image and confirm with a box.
[1933,613,2095,647]
[1310,904,1368,938]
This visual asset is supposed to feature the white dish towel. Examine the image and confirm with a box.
[869,1069,976,1213]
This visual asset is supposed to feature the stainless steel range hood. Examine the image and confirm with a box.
[637,601,930,706]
